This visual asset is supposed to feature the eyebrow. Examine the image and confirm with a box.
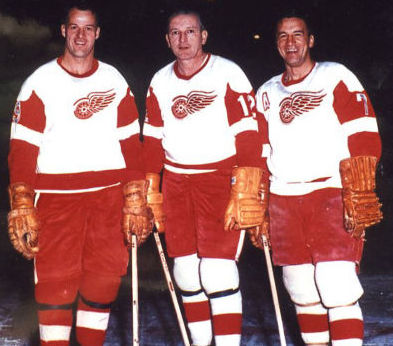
[277,29,305,36]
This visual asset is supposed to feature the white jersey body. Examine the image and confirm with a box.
[256,62,379,196]
[144,54,258,173]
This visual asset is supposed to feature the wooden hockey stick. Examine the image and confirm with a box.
[153,231,191,346]
[131,234,139,345]
[261,232,287,346]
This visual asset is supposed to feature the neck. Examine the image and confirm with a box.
[177,52,207,76]
[284,60,315,83]
[61,52,95,75]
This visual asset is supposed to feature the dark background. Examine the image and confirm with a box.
[0,0,392,272]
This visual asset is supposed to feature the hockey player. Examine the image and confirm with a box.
[251,13,383,345]
[141,10,269,346]
[7,3,151,345]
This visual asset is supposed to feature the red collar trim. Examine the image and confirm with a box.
[57,57,99,78]
[282,62,316,86]
[174,53,211,80]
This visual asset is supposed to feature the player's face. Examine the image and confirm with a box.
[276,17,314,68]
[166,14,208,62]
[61,8,100,59]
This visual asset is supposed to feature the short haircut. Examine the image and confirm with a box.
[62,1,99,26]
[167,10,205,33]
[275,9,314,37]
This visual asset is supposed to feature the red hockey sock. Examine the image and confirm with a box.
[329,303,363,345]
[76,272,120,345]
[182,291,212,345]
[35,278,79,345]
[295,303,329,344]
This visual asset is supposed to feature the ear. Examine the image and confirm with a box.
[61,24,66,38]
[165,34,171,48]
[201,30,208,45]
[309,34,315,48]
[95,26,101,40]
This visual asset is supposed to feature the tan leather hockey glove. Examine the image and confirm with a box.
[146,173,165,233]
[224,167,266,231]
[123,180,154,247]
[340,156,383,239]
[8,183,39,259]
[248,180,270,249]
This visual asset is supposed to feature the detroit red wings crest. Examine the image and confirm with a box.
[171,90,217,119]
[279,90,326,123]
[73,89,116,119]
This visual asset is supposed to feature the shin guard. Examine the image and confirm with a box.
[174,254,212,346]
[35,278,79,345]
[76,272,120,345]
[200,258,242,346]
[295,303,329,344]
[329,302,363,345]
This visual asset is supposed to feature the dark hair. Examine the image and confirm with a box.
[167,10,205,33]
[275,9,314,37]
[62,1,99,26]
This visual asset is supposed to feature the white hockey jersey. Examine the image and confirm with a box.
[256,62,381,196]
[9,58,142,192]
[143,54,261,174]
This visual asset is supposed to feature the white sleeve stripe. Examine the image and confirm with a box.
[10,123,42,147]
[262,144,270,158]
[143,123,163,139]
[76,310,110,330]
[117,119,140,140]
[342,117,379,137]
[39,324,72,341]
[230,117,258,137]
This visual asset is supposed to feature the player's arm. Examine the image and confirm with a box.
[8,87,44,259]
[117,86,154,246]
[142,85,166,234]
[333,67,382,238]
[223,77,268,231]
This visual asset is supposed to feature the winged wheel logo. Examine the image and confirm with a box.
[73,89,116,119]
[171,90,217,119]
[279,90,326,123]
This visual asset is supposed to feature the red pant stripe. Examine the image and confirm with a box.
[330,318,364,340]
[297,313,329,333]
[183,301,211,323]
[212,313,242,335]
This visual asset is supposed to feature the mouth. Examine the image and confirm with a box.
[286,48,297,54]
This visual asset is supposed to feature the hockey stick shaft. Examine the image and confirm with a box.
[153,232,191,346]
[131,235,139,345]
[261,233,287,346]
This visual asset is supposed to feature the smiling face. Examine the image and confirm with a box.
[276,17,314,69]
[166,14,208,62]
[61,8,100,60]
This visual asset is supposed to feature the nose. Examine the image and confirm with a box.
[286,34,295,45]
[179,32,187,43]
[76,28,85,38]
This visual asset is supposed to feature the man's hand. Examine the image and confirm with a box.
[123,180,154,246]
[224,167,267,231]
[146,173,165,233]
[8,183,39,259]
[340,156,383,239]
[248,215,270,250]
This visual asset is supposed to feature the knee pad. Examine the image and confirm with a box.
[315,261,363,308]
[173,253,202,293]
[79,271,121,304]
[283,264,321,305]
[35,278,79,306]
[199,258,239,295]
